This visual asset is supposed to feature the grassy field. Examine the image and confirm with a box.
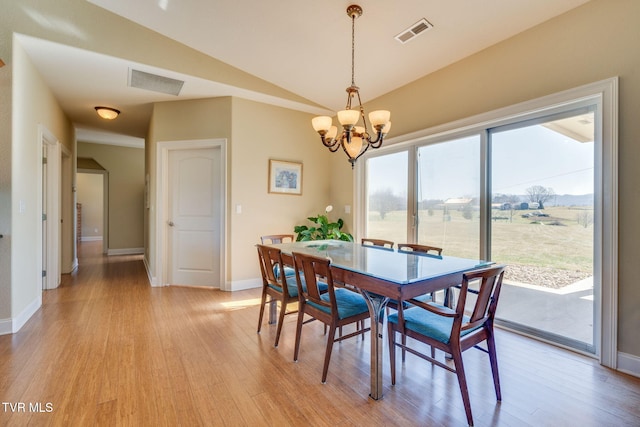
[367,206,594,284]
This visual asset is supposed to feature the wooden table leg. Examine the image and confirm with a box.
[268,300,277,324]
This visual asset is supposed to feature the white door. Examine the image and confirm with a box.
[168,147,221,287]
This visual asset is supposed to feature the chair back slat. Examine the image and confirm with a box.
[398,243,443,256]
[292,252,334,311]
[458,267,505,330]
[261,234,294,244]
[361,238,394,248]
[256,244,285,293]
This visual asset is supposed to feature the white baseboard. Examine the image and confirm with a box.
[81,236,102,242]
[617,352,640,378]
[230,277,261,291]
[142,256,160,287]
[107,247,144,256]
[12,297,41,333]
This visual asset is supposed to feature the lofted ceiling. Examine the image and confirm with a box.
[19,0,590,145]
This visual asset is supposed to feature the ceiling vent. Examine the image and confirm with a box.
[128,69,184,96]
[395,18,434,44]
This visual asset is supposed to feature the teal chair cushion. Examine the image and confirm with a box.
[273,264,295,279]
[387,303,480,344]
[308,288,369,319]
[268,275,327,298]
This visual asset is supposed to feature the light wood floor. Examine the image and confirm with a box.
[1,242,639,426]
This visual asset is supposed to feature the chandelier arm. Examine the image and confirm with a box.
[366,132,384,147]
[328,143,342,153]
[321,135,341,150]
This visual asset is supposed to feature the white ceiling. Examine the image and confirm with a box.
[19,0,590,145]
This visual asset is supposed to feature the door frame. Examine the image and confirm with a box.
[155,139,227,289]
[39,125,61,290]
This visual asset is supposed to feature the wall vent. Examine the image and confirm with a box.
[395,18,434,44]
[128,69,184,96]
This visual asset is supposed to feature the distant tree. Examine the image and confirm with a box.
[576,211,594,228]
[525,185,555,209]
[369,188,403,220]
[493,193,521,205]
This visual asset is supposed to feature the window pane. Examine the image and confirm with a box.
[417,136,480,258]
[365,151,408,244]
[490,111,595,349]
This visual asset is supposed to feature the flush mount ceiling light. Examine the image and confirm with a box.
[95,106,120,120]
[311,4,391,168]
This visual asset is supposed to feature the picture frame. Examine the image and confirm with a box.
[268,159,302,195]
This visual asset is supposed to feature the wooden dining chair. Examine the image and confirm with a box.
[255,244,301,347]
[387,243,444,359]
[397,243,443,256]
[292,251,371,383]
[387,265,506,427]
[389,244,443,312]
[361,238,394,249]
[396,242,444,305]
[260,234,296,278]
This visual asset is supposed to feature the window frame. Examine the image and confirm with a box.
[356,77,618,367]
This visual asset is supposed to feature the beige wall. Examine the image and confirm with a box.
[146,97,332,288]
[77,142,144,251]
[76,172,104,240]
[9,38,74,322]
[338,0,639,357]
[230,98,333,285]
[146,98,233,282]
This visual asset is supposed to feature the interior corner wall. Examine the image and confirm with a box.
[77,142,144,251]
[354,0,640,358]
[146,96,332,290]
[229,98,331,289]
[146,97,233,285]
[10,36,74,330]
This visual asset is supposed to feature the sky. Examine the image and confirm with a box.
[367,119,594,201]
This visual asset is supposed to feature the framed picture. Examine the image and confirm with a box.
[268,159,302,195]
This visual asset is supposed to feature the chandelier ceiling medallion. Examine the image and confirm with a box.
[311,4,391,168]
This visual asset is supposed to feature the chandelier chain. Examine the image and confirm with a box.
[351,13,355,87]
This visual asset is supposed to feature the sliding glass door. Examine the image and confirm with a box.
[362,105,600,353]
[489,109,595,351]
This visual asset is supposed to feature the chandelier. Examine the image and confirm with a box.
[311,4,391,168]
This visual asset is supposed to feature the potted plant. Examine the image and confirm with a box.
[294,205,354,242]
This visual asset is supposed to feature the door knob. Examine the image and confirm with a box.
[168,221,174,227]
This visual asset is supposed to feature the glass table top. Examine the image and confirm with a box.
[272,240,491,285]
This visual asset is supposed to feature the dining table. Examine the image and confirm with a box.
[269,239,492,400]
